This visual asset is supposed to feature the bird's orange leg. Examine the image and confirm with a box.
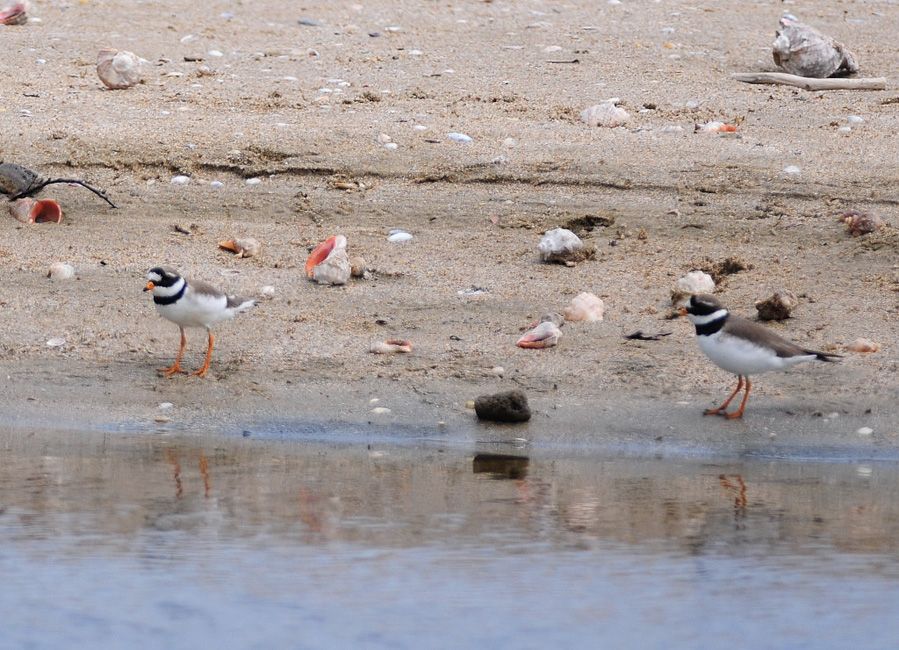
[704,375,744,416]
[725,377,752,420]
[192,330,214,377]
[159,327,187,377]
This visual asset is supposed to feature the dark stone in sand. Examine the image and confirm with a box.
[475,390,531,423]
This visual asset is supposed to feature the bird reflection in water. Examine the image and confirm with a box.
[719,474,748,520]
[164,448,212,499]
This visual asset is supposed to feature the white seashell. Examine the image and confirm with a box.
[96,48,142,89]
[46,337,66,348]
[245,177,262,186]
[47,262,75,280]
[210,180,224,188]
[219,237,261,258]
[170,175,191,185]
[312,246,351,285]
[675,271,715,297]
[384,142,398,151]
[857,427,874,436]
[538,228,583,262]
[447,132,473,143]
[371,407,392,414]
[783,165,801,175]
[259,285,276,299]
[580,100,629,128]
[562,292,605,322]
[772,17,858,78]
[387,230,413,243]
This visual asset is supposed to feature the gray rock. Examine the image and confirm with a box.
[474,390,531,423]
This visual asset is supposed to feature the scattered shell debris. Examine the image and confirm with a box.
[370,339,413,354]
[755,291,797,321]
[97,48,142,89]
[580,98,629,128]
[47,262,75,280]
[563,292,605,322]
[772,16,858,78]
[219,237,261,258]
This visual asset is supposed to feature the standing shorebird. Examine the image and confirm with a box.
[681,294,840,419]
[144,267,255,377]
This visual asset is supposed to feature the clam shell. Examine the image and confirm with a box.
[97,48,142,89]
[581,100,629,128]
[772,18,858,78]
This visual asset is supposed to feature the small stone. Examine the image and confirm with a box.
[846,338,879,353]
[384,142,398,151]
[371,407,392,414]
[170,175,191,185]
[210,180,224,189]
[783,165,801,175]
[245,177,262,186]
[447,132,473,143]
[349,256,366,278]
[154,416,171,423]
[377,133,392,144]
[857,427,873,436]
[755,290,798,321]
[159,402,174,410]
[46,337,66,348]
[491,366,505,377]
[465,400,475,409]
[580,100,629,127]
[259,285,276,299]
[208,50,224,58]
[387,230,413,243]
[672,270,715,303]
[298,17,323,27]
[474,390,531,423]
[846,115,864,125]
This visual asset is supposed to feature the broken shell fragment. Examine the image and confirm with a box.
[755,290,798,321]
[538,228,595,264]
[772,17,858,78]
[672,270,715,304]
[370,339,413,354]
[0,0,28,25]
[563,292,605,322]
[517,321,562,349]
[306,235,351,285]
[97,48,142,89]
[9,197,63,224]
[840,211,884,237]
[47,262,75,280]
[695,121,738,134]
[219,237,261,258]
[580,99,629,128]
[846,338,880,353]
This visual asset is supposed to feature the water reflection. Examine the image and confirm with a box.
[1,430,898,647]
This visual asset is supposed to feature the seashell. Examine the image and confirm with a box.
[0,0,28,25]
[370,339,413,354]
[47,262,75,280]
[219,237,261,258]
[387,230,413,243]
[517,321,562,349]
[772,17,858,78]
[538,228,594,264]
[840,210,884,237]
[580,99,629,128]
[306,235,351,285]
[672,270,715,304]
[563,292,605,322]
[349,256,367,278]
[755,290,797,321]
[96,48,142,89]
[846,338,879,354]
[695,121,738,134]
[9,197,63,224]
[258,285,276,299]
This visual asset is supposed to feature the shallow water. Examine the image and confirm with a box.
[2,429,899,649]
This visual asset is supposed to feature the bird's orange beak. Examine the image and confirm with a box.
[144,281,155,292]
[677,307,688,317]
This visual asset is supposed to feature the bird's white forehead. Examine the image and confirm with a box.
[147,270,163,282]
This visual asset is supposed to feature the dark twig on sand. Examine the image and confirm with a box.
[0,162,118,208]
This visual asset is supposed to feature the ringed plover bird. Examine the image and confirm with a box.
[681,294,840,419]
[144,267,255,377]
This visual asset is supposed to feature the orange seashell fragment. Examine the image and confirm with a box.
[305,235,341,278]
[370,339,413,354]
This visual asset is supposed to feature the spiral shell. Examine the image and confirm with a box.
[772,17,858,78]
[96,48,142,89]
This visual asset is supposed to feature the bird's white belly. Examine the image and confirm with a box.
[697,332,809,375]
[156,293,232,328]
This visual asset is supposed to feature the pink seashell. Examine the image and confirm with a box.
[0,0,28,25]
[846,338,879,353]
[517,321,562,349]
[9,197,63,223]
[370,339,413,354]
[563,292,605,322]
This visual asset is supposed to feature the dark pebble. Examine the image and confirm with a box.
[474,390,531,423]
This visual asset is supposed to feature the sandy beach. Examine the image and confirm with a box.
[1,0,896,444]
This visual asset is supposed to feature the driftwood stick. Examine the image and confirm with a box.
[732,72,887,91]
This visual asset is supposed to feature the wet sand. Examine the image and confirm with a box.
[0,0,897,444]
